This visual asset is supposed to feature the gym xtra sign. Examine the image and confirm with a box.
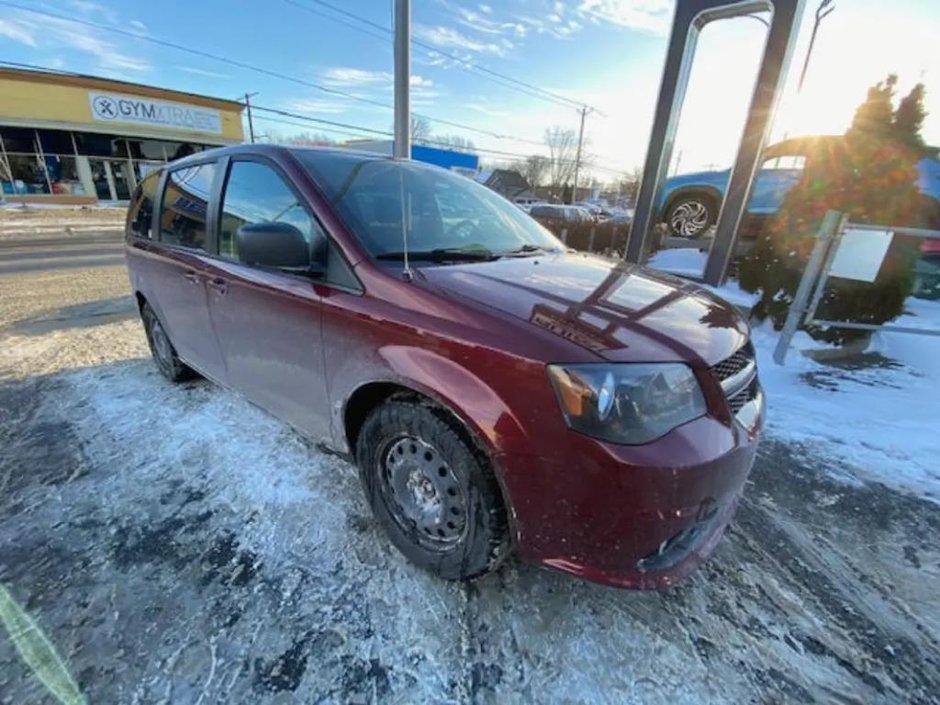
[88,92,222,134]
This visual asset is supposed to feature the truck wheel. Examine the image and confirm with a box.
[356,399,509,581]
[141,302,195,382]
[666,193,716,238]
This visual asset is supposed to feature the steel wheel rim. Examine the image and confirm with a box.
[147,313,174,373]
[379,436,468,548]
[670,201,709,238]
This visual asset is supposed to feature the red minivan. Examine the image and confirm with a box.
[125,145,763,589]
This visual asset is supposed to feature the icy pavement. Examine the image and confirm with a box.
[1,247,939,703]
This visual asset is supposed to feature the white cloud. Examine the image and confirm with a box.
[410,75,434,88]
[414,24,506,56]
[0,18,37,46]
[283,97,353,115]
[577,0,674,35]
[4,9,150,73]
[175,65,230,80]
[321,67,392,85]
[129,19,148,33]
[69,0,106,14]
[64,31,151,71]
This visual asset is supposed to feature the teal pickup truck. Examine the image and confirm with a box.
[659,136,940,238]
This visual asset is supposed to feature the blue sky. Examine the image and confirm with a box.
[1,0,938,179]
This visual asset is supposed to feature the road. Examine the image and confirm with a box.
[1,229,939,704]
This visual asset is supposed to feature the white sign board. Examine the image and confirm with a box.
[88,92,222,134]
[829,228,893,283]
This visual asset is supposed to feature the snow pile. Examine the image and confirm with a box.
[647,247,707,277]
[645,248,940,502]
[743,287,938,503]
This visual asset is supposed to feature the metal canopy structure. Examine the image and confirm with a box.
[626,0,806,285]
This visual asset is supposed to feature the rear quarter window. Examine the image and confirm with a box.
[127,172,159,239]
[159,162,217,251]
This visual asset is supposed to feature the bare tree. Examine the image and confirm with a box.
[523,155,551,187]
[411,115,432,144]
[616,167,642,204]
[434,135,476,153]
[544,127,578,196]
[285,131,336,146]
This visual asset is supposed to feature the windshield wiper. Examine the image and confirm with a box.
[376,247,499,262]
[502,244,556,257]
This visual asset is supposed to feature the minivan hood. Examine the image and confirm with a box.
[416,252,748,366]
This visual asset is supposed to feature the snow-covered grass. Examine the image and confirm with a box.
[728,280,939,503]
[647,247,707,277]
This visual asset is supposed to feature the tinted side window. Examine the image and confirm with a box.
[128,172,159,239]
[219,160,319,261]
[160,162,216,250]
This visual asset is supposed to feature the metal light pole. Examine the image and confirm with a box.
[393,0,411,159]
[798,0,835,92]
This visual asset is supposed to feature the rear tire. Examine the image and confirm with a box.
[666,192,717,238]
[355,399,509,581]
[141,302,195,383]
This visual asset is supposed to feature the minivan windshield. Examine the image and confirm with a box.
[298,150,563,260]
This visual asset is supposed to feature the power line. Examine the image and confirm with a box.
[251,103,625,173]
[0,2,543,147]
[250,105,393,137]
[284,0,594,112]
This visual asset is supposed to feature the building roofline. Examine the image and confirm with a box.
[0,65,245,112]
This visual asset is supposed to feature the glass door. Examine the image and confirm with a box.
[88,158,113,200]
[108,159,133,200]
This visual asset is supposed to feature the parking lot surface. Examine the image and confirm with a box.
[1,228,938,704]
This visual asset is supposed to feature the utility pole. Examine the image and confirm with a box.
[393,0,411,159]
[798,0,835,93]
[571,106,591,204]
[244,92,258,143]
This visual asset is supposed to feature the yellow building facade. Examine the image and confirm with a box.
[0,67,244,204]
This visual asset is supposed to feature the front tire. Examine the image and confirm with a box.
[141,302,195,383]
[666,193,717,238]
[356,399,509,581]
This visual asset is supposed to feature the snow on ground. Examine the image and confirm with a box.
[4,326,940,704]
[646,246,940,504]
[647,247,708,277]
[2,236,940,703]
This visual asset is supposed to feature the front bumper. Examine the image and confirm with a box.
[500,395,763,590]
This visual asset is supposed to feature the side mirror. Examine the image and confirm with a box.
[236,222,324,276]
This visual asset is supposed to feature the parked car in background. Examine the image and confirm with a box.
[513,196,547,212]
[658,136,940,238]
[125,144,763,590]
[604,207,634,224]
[530,203,595,227]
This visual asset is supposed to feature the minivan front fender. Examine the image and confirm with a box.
[332,344,529,460]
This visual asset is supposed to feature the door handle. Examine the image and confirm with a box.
[182,270,200,284]
[207,277,228,295]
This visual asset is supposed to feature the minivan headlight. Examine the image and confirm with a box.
[546,363,706,445]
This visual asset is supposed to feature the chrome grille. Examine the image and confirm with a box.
[712,343,760,424]
[728,381,757,414]
[712,342,754,384]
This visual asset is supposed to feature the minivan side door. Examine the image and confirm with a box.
[138,161,227,382]
[204,157,332,441]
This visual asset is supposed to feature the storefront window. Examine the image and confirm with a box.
[74,132,131,158]
[0,127,37,153]
[127,139,168,161]
[1,153,50,195]
[37,129,75,156]
[45,155,85,195]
